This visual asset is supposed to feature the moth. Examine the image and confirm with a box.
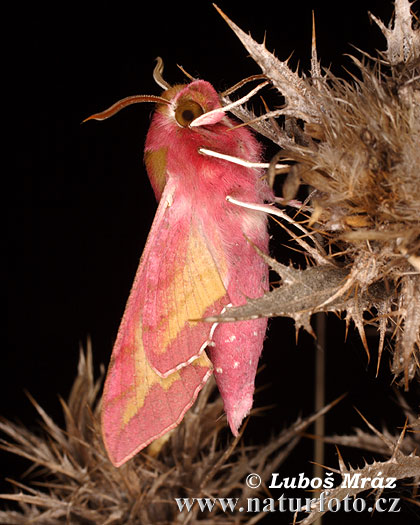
[85,59,272,466]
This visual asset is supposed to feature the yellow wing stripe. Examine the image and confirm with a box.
[154,223,227,354]
[121,322,211,426]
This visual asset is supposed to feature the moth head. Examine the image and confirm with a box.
[82,57,225,128]
[157,80,225,128]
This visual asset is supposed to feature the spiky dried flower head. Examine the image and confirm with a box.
[212,0,420,387]
[1,349,418,524]
[0,346,335,524]
[2,4,420,523]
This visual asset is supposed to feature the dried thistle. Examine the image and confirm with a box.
[298,412,420,525]
[0,346,336,524]
[212,0,420,387]
[3,4,420,524]
[322,390,420,457]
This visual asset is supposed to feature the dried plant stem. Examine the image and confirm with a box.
[313,313,326,525]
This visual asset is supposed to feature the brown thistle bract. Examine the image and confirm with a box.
[2,2,420,524]
[214,0,420,388]
[0,346,339,524]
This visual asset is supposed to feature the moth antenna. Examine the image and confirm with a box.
[229,108,285,130]
[176,63,197,82]
[153,56,171,90]
[191,81,269,127]
[82,95,170,122]
[221,74,268,97]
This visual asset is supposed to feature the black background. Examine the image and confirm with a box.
[6,1,419,522]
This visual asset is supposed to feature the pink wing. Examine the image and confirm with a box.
[200,194,270,436]
[101,180,229,466]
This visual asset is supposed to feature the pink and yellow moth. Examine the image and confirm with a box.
[85,60,273,467]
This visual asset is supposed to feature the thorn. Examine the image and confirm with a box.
[311,10,322,81]
[312,11,316,52]
[335,445,348,474]
[376,316,386,377]
[354,406,396,453]
[391,418,408,461]
[360,325,371,363]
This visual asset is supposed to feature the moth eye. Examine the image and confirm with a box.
[175,100,204,127]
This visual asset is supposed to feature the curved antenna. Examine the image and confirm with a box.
[176,63,197,82]
[221,74,267,97]
[153,57,171,89]
[191,81,269,127]
[83,94,170,122]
